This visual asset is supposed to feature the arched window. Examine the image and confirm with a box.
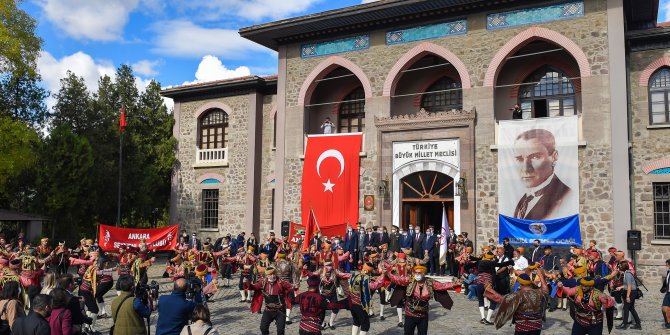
[199,109,229,149]
[338,87,365,133]
[421,77,462,111]
[519,66,575,118]
[650,68,670,124]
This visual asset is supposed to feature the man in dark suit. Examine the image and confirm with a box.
[512,128,572,220]
[530,239,543,264]
[462,232,473,250]
[423,226,436,275]
[399,228,412,251]
[411,227,424,257]
[343,224,358,271]
[388,226,400,253]
[377,226,389,247]
[357,226,366,267]
[447,228,458,276]
[364,227,377,250]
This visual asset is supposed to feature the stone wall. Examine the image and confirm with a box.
[258,96,277,238]
[280,0,615,249]
[175,94,271,240]
[629,48,670,280]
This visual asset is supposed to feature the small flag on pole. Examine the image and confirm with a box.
[119,106,127,133]
[302,208,320,251]
[439,203,449,266]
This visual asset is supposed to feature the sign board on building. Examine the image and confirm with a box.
[392,139,460,172]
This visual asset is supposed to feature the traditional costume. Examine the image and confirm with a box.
[336,263,386,335]
[292,275,348,335]
[250,266,296,335]
[386,265,458,335]
[495,273,549,335]
[562,277,615,335]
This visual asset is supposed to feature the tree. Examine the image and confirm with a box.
[0,116,39,194]
[0,72,49,128]
[37,125,94,239]
[0,0,42,78]
[52,71,92,133]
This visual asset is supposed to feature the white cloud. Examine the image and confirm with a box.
[361,0,379,3]
[185,0,323,21]
[183,55,251,85]
[132,60,161,77]
[151,20,271,59]
[662,0,670,22]
[38,51,116,97]
[37,51,159,110]
[38,0,140,41]
[162,97,174,112]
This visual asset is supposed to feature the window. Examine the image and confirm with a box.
[421,77,463,112]
[338,87,365,133]
[201,189,219,229]
[519,66,576,118]
[199,109,229,149]
[649,68,670,124]
[655,183,670,239]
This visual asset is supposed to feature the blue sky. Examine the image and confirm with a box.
[20,0,670,109]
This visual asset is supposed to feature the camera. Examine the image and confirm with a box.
[183,273,205,303]
[135,280,159,306]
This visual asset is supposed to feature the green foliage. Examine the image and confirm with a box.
[0,0,42,78]
[37,126,94,239]
[0,116,39,194]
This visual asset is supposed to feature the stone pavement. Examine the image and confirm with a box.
[92,260,670,335]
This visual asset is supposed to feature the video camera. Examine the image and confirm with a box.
[135,280,159,306]
[183,273,206,304]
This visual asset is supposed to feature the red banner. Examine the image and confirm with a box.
[301,133,362,240]
[98,224,179,251]
[288,222,305,245]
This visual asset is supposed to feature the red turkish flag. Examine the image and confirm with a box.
[119,106,127,133]
[301,133,362,240]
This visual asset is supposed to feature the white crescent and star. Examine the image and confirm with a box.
[316,149,345,193]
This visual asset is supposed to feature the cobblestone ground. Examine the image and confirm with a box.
[92,259,669,335]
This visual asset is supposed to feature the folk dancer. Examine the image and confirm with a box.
[18,247,51,289]
[473,252,513,325]
[235,246,258,302]
[292,275,349,335]
[94,256,117,318]
[249,266,296,335]
[315,261,340,330]
[560,277,615,335]
[336,262,386,335]
[495,273,549,335]
[133,239,156,285]
[385,264,459,335]
[70,250,99,333]
[35,238,52,271]
[53,241,70,275]
[274,250,298,325]
[387,252,412,328]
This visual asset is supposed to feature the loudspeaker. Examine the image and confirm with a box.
[281,221,290,237]
[627,230,641,251]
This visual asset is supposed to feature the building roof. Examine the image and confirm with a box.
[161,75,277,101]
[627,25,670,52]
[0,209,48,222]
[240,0,526,50]
[241,0,660,50]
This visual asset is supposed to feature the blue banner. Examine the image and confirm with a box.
[498,214,581,246]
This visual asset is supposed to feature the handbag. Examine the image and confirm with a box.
[635,288,643,299]
[109,295,133,335]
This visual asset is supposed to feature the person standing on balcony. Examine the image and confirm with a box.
[321,117,335,134]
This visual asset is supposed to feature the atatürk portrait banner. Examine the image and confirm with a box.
[497,116,581,246]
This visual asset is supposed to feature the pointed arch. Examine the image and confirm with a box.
[639,56,670,87]
[484,27,591,87]
[383,42,471,96]
[298,56,372,106]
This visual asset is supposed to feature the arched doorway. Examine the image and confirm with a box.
[400,171,454,232]
[305,67,366,134]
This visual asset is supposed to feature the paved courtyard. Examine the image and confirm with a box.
[93,259,670,335]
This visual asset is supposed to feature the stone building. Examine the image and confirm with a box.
[163,0,669,278]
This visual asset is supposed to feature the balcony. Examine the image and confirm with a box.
[194,147,228,168]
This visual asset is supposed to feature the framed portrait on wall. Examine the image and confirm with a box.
[364,195,375,211]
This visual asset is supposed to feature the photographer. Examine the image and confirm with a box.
[111,275,151,335]
[156,278,201,335]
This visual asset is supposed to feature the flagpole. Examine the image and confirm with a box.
[117,131,123,227]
